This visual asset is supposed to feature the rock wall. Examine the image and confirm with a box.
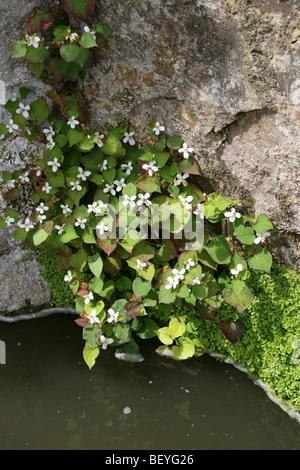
[0,0,299,314]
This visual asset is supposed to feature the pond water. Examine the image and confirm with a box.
[0,313,300,451]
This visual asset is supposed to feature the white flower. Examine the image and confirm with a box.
[16,103,30,119]
[114,178,126,192]
[37,214,46,224]
[136,259,147,271]
[46,140,55,151]
[19,217,35,232]
[86,309,100,324]
[87,200,107,215]
[47,157,61,172]
[121,161,133,175]
[123,132,135,146]
[61,204,72,215]
[178,143,194,159]
[70,180,82,191]
[185,258,195,270]
[100,335,113,350]
[178,195,193,210]
[84,291,94,304]
[69,32,79,42]
[174,173,189,187]
[4,216,15,227]
[153,121,165,135]
[43,126,55,140]
[84,25,96,40]
[224,207,241,223]
[55,224,65,235]
[67,116,79,128]
[137,192,151,207]
[6,119,18,133]
[28,34,41,48]
[123,194,136,208]
[172,268,185,280]
[64,270,73,282]
[19,173,30,183]
[103,183,116,196]
[165,276,180,290]
[0,134,5,140]
[6,179,16,189]
[142,161,159,176]
[42,182,52,194]
[95,135,104,148]
[77,167,91,181]
[96,220,109,235]
[193,203,204,219]
[231,263,244,277]
[75,218,87,229]
[107,308,119,324]
[101,159,108,171]
[254,231,271,244]
[192,274,205,285]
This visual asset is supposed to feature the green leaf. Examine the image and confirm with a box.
[204,235,231,264]
[60,44,80,63]
[247,248,272,273]
[67,128,84,146]
[133,277,151,298]
[88,253,103,277]
[60,225,79,243]
[156,326,173,345]
[83,343,99,370]
[33,226,50,246]
[233,225,255,245]
[26,46,49,64]
[102,134,123,156]
[177,157,200,175]
[222,279,254,314]
[167,135,182,150]
[12,41,27,58]
[135,173,160,193]
[61,0,95,22]
[29,97,49,122]
[70,247,88,272]
[252,214,273,232]
[80,32,97,48]
[172,337,195,360]
[95,23,112,38]
[169,317,185,340]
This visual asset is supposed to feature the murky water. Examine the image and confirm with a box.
[0,313,299,450]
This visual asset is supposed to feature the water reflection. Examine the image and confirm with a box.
[0,313,299,450]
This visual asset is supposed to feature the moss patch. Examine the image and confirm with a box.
[176,264,300,414]
[34,247,74,309]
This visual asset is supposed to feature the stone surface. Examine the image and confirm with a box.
[0,247,51,315]
[82,0,300,267]
[0,0,299,315]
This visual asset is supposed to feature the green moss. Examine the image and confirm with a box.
[181,264,300,413]
[34,247,74,309]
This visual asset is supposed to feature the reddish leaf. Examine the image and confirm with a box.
[61,0,95,22]
[196,304,217,321]
[76,288,89,297]
[219,319,245,345]
[178,157,201,175]
[27,8,54,35]
[74,317,90,328]
[6,187,20,201]
[125,301,144,318]
[41,220,53,236]
[97,236,118,256]
[60,89,86,123]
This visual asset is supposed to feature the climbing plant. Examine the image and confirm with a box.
[0,0,273,369]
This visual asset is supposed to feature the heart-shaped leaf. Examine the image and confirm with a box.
[219,319,245,344]
[61,0,95,22]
